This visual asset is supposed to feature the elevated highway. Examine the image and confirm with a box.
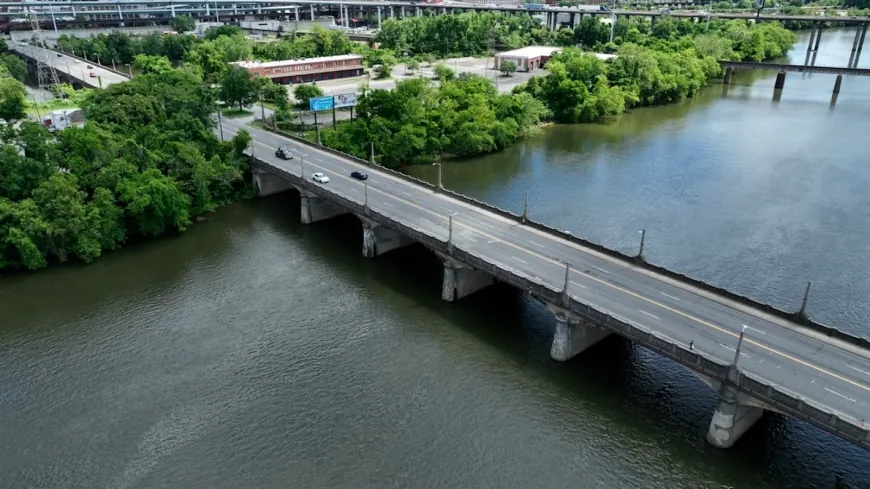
[217,115,870,452]
[11,43,130,88]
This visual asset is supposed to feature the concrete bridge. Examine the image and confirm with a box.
[218,116,870,452]
[11,43,130,88]
[720,60,870,98]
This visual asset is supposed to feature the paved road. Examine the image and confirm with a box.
[221,117,870,433]
[11,44,130,88]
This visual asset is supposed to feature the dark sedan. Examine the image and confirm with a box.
[351,171,368,180]
[275,147,293,160]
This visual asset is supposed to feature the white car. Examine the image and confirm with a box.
[312,172,330,183]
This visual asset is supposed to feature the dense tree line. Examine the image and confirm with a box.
[0,69,252,271]
[322,75,547,167]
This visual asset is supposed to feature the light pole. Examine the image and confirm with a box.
[562,262,571,306]
[447,212,456,254]
[733,325,748,366]
[300,153,308,181]
[363,179,369,214]
[522,191,528,223]
[432,162,442,189]
[637,229,646,260]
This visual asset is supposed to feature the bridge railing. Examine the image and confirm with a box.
[259,125,870,353]
[250,147,870,450]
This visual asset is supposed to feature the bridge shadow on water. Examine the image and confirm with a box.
[256,191,870,489]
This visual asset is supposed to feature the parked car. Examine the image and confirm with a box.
[312,172,330,183]
[56,53,62,57]
[350,171,368,180]
[275,147,293,160]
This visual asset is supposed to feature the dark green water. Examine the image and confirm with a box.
[2,29,869,488]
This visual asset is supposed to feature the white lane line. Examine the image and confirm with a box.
[529,240,545,248]
[401,191,412,197]
[825,388,857,403]
[718,343,750,358]
[436,205,453,213]
[639,310,661,320]
[742,324,767,335]
[487,240,496,245]
[465,235,478,243]
[383,202,394,207]
[591,265,610,275]
[370,179,380,184]
[659,292,681,302]
[848,365,870,377]
[569,281,587,289]
[348,187,359,193]
[512,256,528,264]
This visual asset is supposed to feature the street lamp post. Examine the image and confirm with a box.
[364,179,369,214]
[217,107,224,141]
[300,153,308,182]
[562,262,571,306]
[637,229,646,260]
[432,162,442,189]
[447,213,456,254]
[733,325,748,366]
[522,191,528,223]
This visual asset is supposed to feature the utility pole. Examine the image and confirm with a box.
[447,214,455,254]
[217,107,224,141]
[433,162,442,189]
[522,191,528,223]
[562,263,571,306]
[637,229,646,260]
[733,325,747,367]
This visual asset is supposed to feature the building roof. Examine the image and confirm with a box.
[496,46,563,59]
[231,54,363,70]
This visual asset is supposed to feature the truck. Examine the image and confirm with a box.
[524,3,546,10]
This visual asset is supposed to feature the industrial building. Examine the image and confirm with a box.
[494,46,562,72]
[230,54,364,84]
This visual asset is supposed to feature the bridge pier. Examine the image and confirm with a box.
[359,216,414,258]
[298,187,349,224]
[833,74,843,94]
[707,378,765,449]
[774,71,786,90]
[439,255,494,302]
[546,304,612,362]
[252,168,294,196]
[723,66,733,85]
[850,24,868,69]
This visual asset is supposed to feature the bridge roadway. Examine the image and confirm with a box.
[220,116,870,450]
[11,43,130,88]
[720,60,870,76]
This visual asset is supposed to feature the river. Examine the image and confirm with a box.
[1,29,869,488]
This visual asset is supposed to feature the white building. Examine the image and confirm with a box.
[494,46,562,72]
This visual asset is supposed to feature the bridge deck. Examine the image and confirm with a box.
[721,61,870,76]
[12,44,130,88]
[222,116,870,448]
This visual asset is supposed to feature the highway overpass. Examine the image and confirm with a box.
[11,43,130,88]
[216,116,870,452]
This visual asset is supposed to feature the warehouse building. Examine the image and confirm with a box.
[494,46,563,72]
[230,54,364,85]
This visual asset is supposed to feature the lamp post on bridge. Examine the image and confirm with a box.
[432,162,442,190]
[733,325,748,367]
[447,212,456,254]
[300,153,308,183]
[562,262,571,307]
[637,229,646,261]
[522,191,528,224]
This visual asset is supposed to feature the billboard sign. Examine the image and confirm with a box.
[309,96,334,112]
[333,92,357,108]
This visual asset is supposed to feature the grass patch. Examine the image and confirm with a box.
[221,108,253,119]
[25,99,81,117]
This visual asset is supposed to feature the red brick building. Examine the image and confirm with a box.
[230,54,364,85]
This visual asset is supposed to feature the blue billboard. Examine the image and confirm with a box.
[309,96,334,112]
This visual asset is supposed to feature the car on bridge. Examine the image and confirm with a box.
[312,172,330,184]
[350,171,368,181]
[275,147,293,160]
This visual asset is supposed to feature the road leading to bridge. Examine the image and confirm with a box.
[220,116,870,448]
[11,43,130,88]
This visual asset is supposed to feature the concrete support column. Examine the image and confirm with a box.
[310,4,315,20]
[853,24,868,68]
[390,6,393,19]
[206,2,210,16]
[441,257,494,302]
[298,188,349,224]
[171,4,176,17]
[233,3,237,15]
[650,15,655,30]
[833,74,843,94]
[774,71,786,90]
[401,6,405,19]
[546,304,612,362]
[813,24,823,52]
[706,381,764,449]
[294,6,299,22]
[570,12,576,28]
[377,6,381,28]
[359,217,414,258]
[723,66,733,85]
[252,169,294,197]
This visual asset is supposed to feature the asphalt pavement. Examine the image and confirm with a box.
[222,116,870,428]
[11,44,130,88]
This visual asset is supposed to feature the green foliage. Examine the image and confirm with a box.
[322,76,546,168]
[171,15,196,34]
[132,54,174,75]
[406,59,420,74]
[500,60,517,77]
[433,64,455,82]
[0,68,250,271]
[219,66,257,111]
[293,84,324,108]
[0,54,27,82]
[0,76,27,121]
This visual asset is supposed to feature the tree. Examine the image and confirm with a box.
[219,66,257,111]
[433,63,455,82]
[171,14,195,34]
[117,169,191,236]
[500,60,517,77]
[0,76,27,121]
[374,52,397,79]
[132,54,174,75]
[0,54,27,82]
[293,83,324,108]
[406,59,420,75]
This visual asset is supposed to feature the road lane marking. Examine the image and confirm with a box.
[718,343,750,358]
[569,281,587,289]
[512,256,528,264]
[742,324,767,335]
[639,310,661,320]
[383,202,394,207]
[825,388,857,403]
[465,235,478,243]
[251,133,870,396]
[660,292,681,302]
[591,265,610,275]
[348,187,359,193]
[401,191,412,197]
[849,365,870,377]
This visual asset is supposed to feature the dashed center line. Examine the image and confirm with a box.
[383,202,394,207]
[591,265,610,275]
[569,281,587,289]
[512,256,528,264]
[825,388,857,403]
[639,310,661,320]
[659,292,681,302]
